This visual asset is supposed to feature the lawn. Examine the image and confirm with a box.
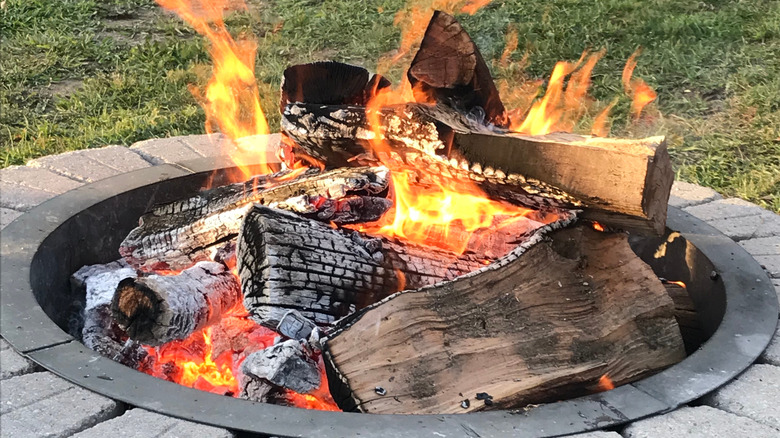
[1,0,778,211]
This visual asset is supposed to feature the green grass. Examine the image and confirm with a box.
[1,0,778,210]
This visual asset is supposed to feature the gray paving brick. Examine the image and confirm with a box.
[760,322,780,366]
[668,181,722,208]
[702,364,780,430]
[684,198,780,241]
[1,207,22,229]
[754,255,780,278]
[0,372,122,437]
[130,136,204,165]
[27,145,151,183]
[0,338,36,380]
[71,408,234,438]
[622,405,778,437]
[740,236,780,257]
[0,165,82,211]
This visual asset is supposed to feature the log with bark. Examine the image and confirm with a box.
[119,166,391,272]
[322,225,686,414]
[111,261,241,345]
[236,205,548,330]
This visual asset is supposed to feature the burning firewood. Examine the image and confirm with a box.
[239,340,321,403]
[111,261,241,345]
[237,206,502,330]
[322,225,685,414]
[120,166,391,272]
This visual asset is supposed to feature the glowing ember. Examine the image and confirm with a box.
[591,222,606,232]
[155,0,275,180]
[666,280,687,288]
[597,374,615,391]
[622,49,657,119]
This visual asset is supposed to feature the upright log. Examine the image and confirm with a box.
[111,261,241,345]
[323,226,685,414]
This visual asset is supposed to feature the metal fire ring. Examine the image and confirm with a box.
[1,158,777,438]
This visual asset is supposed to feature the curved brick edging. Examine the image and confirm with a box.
[1,135,778,437]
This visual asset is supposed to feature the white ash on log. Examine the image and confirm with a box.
[239,339,321,403]
[237,206,491,330]
[71,263,147,367]
[120,166,390,272]
[111,261,241,345]
[322,225,685,414]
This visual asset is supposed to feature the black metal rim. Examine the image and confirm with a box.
[1,158,777,438]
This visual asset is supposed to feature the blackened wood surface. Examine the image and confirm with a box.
[408,11,508,127]
[237,206,487,329]
[323,226,685,414]
[119,166,389,272]
[111,261,241,345]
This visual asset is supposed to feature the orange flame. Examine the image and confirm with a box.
[499,26,519,67]
[591,98,618,137]
[597,374,615,391]
[591,222,605,232]
[622,49,657,119]
[460,0,491,15]
[156,0,275,179]
[665,280,687,288]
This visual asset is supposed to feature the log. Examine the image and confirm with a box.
[322,225,686,414]
[111,261,241,345]
[662,280,705,353]
[237,206,497,330]
[120,166,390,272]
[452,131,673,234]
[407,11,508,128]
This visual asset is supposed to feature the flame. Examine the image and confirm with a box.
[665,280,687,288]
[591,222,605,232]
[622,49,657,119]
[499,26,519,67]
[597,374,615,391]
[156,0,275,180]
[591,98,618,137]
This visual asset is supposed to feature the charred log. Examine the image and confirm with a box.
[237,206,491,330]
[408,11,508,127]
[111,261,241,345]
[120,166,390,272]
[239,340,321,403]
[323,225,685,414]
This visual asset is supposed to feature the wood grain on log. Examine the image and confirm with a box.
[452,132,673,233]
[408,11,508,127]
[111,261,241,345]
[237,206,491,330]
[323,226,685,414]
[120,166,390,272]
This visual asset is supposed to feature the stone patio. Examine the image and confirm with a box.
[1,136,778,437]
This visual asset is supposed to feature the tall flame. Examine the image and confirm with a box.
[156,0,275,179]
[622,49,657,119]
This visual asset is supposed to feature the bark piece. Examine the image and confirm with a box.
[323,225,685,414]
[120,166,390,272]
[237,206,490,329]
[408,11,508,127]
[111,261,241,345]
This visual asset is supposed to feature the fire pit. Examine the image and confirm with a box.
[1,155,777,437]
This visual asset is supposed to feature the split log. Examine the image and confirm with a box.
[407,11,508,127]
[111,261,241,345]
[662,280,705,353]
[239,340,321,403]
[120,166,390,272]
[322,225,686,414]
[237,206,496,330]
[452,131,673,233]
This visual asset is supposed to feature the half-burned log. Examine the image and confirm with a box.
[111,261,241,345]
[237,206,493,329]
[408,11,508,127]
[282,102,672,233]
[452,131,673,233]
[120,166,390,272]
[323,225,685,414]
[239,340,321,403]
